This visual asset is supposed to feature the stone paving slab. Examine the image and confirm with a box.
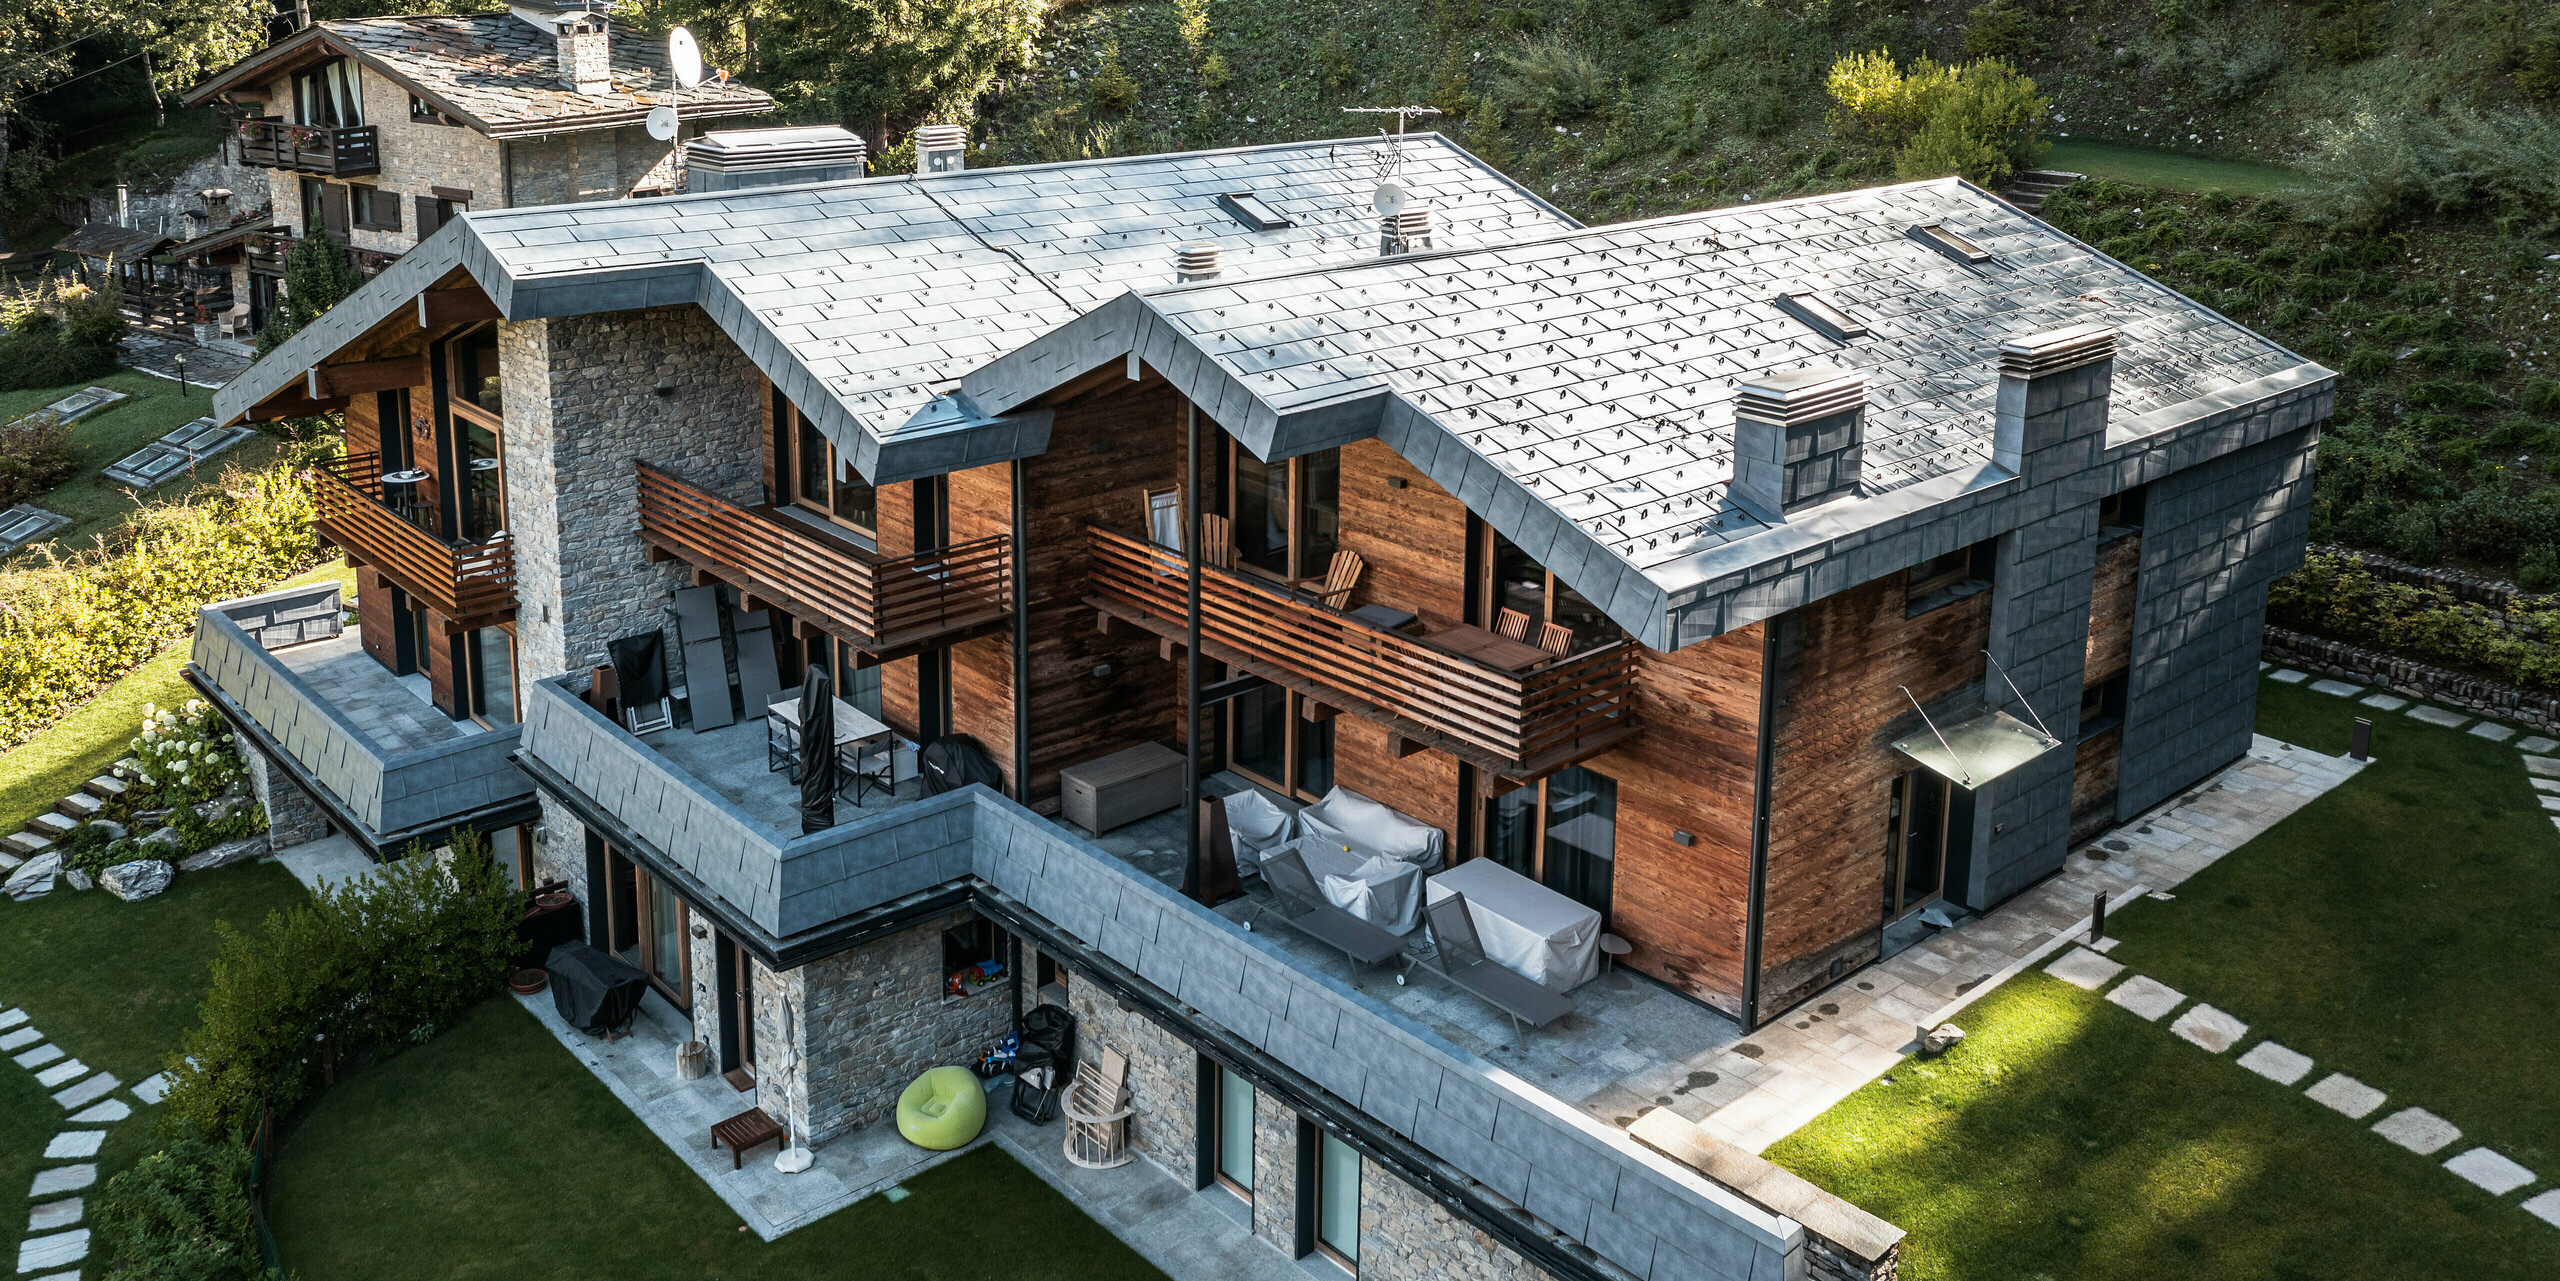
[0,1028,42,1052]
[2307,679,2363,697]
[2374,1107,2462,1155]
[25,1198,78,1232]
[2524,1188,2560,1229]
[13,1228,85,1273]
[131,1072,173,1105]
[31,1060,83,1088]
[2519,736,2559,755]
[2407,706,2469,728]
[10,1045,59,1070]
[2359,693,2409,710]
[2532,778,2560,794]
[2469,722,2519,743]
[0,1010,23,1031]
[2443,1147,2537,1196]
[2169,1004,2248,1053]
[68,1100,129,1125]
[51,1073,116,1111]
[39,1134,98,1161]
[2269,668,2309,683]
[27,1166,91,1197]
[2531,755,2560,779]
[2235,1041,2314,1085]
[2045,947,2126,991]
[2105,976,2184,1021]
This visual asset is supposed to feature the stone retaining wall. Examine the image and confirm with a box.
[2262,626,2560,734]
[2305,542,2548,613]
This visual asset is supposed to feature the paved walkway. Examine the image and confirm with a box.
[119,334,251,392]
[0,999,179,1280]
[1661,731,2367,1155]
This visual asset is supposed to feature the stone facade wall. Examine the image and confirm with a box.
[256,65,505,251]
[1251,1090,1299,1253]
[499,306,764,685]
[242,739,331,850]
[761,910,1011,1145]
[1067,981,1198,1177]
[1357,1154,1556,1281]
[506,125,681,206]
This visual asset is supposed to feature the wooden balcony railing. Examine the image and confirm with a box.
[310,455,516,628]
[1084,526,1640,780]
[237,120,381,177]
[635,462,1012,656]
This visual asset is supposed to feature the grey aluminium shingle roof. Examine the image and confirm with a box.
[214,134,1579,482]
[962,177,2331,647]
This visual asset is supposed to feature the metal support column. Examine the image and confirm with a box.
[1183,402,1204,899]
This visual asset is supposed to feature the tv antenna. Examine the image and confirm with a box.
[1339,105,1440,180]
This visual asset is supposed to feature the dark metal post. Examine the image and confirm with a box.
[1010,458,1031,801]
[2090,890,2106,944]
[2350,716,2372,762]
[1183,402,1203,898]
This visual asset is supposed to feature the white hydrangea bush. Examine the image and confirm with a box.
[119,699,247,805]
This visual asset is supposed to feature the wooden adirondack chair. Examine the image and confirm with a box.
[1312,550,1364,609]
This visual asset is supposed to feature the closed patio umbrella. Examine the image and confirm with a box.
[796,666,836,834]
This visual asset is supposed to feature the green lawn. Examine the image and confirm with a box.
[3,367,292,554]
[0,559,354,838]
[1766,676,2560,1278]
[267,999,1169,1281]
[2041,140,2301,196]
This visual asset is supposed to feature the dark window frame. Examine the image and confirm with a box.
[1904,541,1996,618]
[349,184,402,231]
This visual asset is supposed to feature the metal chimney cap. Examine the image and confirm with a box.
[912,123,969,149]
[1175,243,1222,281]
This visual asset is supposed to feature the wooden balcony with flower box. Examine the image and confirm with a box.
[634,462,1013,660]
[310,454,516,630]
[236,119,381,178]
[1082,525,1640,782]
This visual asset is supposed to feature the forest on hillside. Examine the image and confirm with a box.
[10,0,2560,581]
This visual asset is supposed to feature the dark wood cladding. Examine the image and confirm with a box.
[1584,628,1764,1016]
[1086,526,1640,780]
[2071,728,2123,846]
[1759,575,1993,1016]
[310,453,515,629]
[1017,386,1190,809]
[1337,440,1468,629]
[2086,532,2141,682]
[634,462,1012,655]
[947,462,1019,796]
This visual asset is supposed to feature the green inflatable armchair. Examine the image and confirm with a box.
[897,1066,987,1150]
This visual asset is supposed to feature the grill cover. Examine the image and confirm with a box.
[544,941,649,1036]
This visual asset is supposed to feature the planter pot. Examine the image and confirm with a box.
[510,968,549,995]
[535,892,573,911]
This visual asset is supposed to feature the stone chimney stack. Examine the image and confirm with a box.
[913,123,967,176]
[1730,366,1869,521]
[201,188,233,228]
[1992,324,2117,475]
[557,13,612,95]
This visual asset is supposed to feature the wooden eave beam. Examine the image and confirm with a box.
[419,286,502,328]
[246,391,348,423]
[308,353,428,399]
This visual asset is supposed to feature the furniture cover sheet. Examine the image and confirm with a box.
[1296,786,1444,873]
[1425,859,1601,991]
[1278,836,1424,935]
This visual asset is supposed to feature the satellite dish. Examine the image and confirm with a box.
[1373,179,1408,218]
[645,105,679,141]
[668,27,703,89]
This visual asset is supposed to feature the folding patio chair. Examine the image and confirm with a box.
[1409,891,1575,1041]
[1256,848,1407,969]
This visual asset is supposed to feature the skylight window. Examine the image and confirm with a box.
[1217,192,1293,231]
[1911,223,1992,265]
[1774,292,1869,342]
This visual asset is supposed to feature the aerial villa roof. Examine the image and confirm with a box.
[179,13,773,135]
[216,138,2332,648]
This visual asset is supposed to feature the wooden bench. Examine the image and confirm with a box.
[711,1107,786,1169]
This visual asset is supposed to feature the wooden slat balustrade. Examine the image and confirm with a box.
[635,462,1012,655]
[236,122,381,177]
[309,454,516,628]
[1084,525,1639,780]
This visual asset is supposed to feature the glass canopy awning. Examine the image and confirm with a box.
[1890,707,2064,791]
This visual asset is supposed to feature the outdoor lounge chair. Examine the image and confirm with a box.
[1409,891,1575,1040]
[1255,848,1408,969]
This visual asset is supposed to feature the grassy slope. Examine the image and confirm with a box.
[0,559,354,839]
[1764,675,2560,1278]
[267,999,1168,1281]
[3,368,292,555]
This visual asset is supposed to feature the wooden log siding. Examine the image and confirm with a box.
[634,462,1012,654]
[1084,525,1639,779]
[309,454,516,628]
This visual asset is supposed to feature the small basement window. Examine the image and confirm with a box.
[2098,485,2147,534]
[1905,540,1995,617]
[2079,672,2128,740]
[1217,192,1293,231]
[1912,223,1992,265]
[943,920,1004,999]
[1773,291,1869,342]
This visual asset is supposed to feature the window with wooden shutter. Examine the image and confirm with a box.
[415,194,443,238]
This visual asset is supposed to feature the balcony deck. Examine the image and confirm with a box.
[1084,526,1639,781]
[311,455,515,629]
[236,121,380,177]
[277,629,479,755]
[640,701,929,838]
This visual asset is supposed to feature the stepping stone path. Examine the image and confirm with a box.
[2470,722,2519,743]
[2268,668,2310,683]
[2360,693,2409,711]
[2068,935,2553,1232]
[26,1168,90,1198]
[2518,736,2559,755]
[0,1004,176,1279]
[2375,1108,2462,1156]
[40,1134,98,1161]
[2308,679,2363,697]
[25,1198,78,1232]
[2407,706,2469,728]
[15,1228,86,1274]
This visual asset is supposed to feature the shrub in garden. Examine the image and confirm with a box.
[0,409,78,507]
[2271,553,2560,692]
[94,1135,268,1281]
[61,701,266,878]
[0,281,124,393]
[164,829,521,1137]
[0,464,316,746]
[1824,51,2046,187]
[2523,376,2560,415]
[2386,504,2439,564]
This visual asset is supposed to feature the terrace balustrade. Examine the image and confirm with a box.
[309,454,516,629]
[236,119,381,177]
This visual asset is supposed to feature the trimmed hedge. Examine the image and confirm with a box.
[2268,552,2560,693]
[0,463,317,746]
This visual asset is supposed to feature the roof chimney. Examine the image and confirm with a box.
[1993,324,2116,475]
[200,188,233,227]
[1380,206,1431,256]
[556,13,612,95]
[1175,243,1221,283]
[685,126,869,191]
[913,123,967,177]
[1731,366,1868,521]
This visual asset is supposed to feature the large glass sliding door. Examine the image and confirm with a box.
[1219,433,1340,800]
[1465,765,1619,922]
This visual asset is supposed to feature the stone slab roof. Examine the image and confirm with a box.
[184,15,771,137]
[215,135,1576,481]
